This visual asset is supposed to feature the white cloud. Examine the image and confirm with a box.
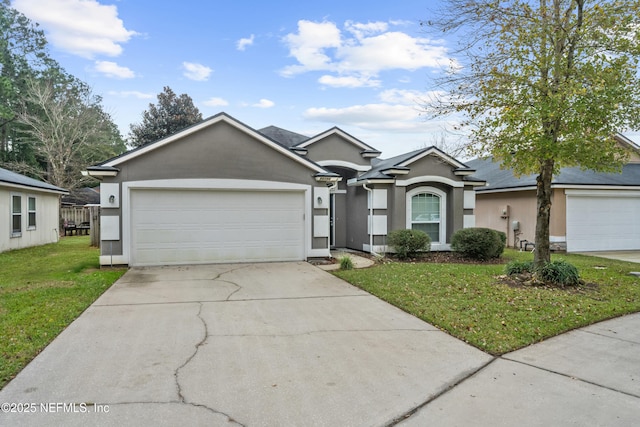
[281,21,342,76]
[252,99,275,108]
[378,89,433,105]
[302,88,453,132]
[203,97,229,107]
[13,0,137,58]
[94,61,135,79]
[237,34,255,51]
[344,21,388,39]
[304,104,420,131]
[318,74,380,88]
[107,91,154,99]
[281,20,455,85]
[182,62,213,81]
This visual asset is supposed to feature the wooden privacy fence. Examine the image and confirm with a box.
[60,205,101,246]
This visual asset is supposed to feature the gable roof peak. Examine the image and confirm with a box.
[294,126,381,156]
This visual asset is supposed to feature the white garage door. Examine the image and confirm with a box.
[566,192,640,252]
[130,189,305,266]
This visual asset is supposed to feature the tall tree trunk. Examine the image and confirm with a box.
[534,158,554,268]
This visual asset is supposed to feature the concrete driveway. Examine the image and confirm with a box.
[577,250,640,264]
[0,262,491,426]
[1,262,639,426]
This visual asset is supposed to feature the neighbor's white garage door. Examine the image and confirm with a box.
[566,192,640,252]
[130,189,305,266]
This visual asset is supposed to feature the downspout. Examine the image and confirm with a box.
[362,183,377,256]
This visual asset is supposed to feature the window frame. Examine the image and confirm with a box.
[11,193,22,238]
[27,195,37,230]
[406,186,447,245]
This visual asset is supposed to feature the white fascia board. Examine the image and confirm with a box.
[475,186,537,194]
[0,182,67,195]
[347,178,395,186]
[104,114,327,174]
[317,160,371,172]
[381,168,410,175]
[565,189,640,197]
[396,176,464,188]
[297,128,375,152]
[562,186,640,193]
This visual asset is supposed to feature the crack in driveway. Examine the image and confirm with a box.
[173,301,246,426]
[170,263,254,427]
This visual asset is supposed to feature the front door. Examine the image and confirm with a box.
[330,192,347,248]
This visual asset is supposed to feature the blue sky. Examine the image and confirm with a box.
[12,0,461,157]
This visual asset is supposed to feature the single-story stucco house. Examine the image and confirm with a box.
[1,167,67,253]
[468,134,640,252]
[86,113,485,267]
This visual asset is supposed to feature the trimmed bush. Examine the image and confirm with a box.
[451,227,505,260]
[388,229,431,260]
[537,260,580,287]
[339,255,354,270]
[505,260,534,275]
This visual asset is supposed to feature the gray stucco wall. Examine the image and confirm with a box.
[114,122,317,183]
[305,135,370,166]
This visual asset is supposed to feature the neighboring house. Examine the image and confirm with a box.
[61,187,100,207]
[468,134,640,252]
[85,113,484,267]
[0,167,67,253]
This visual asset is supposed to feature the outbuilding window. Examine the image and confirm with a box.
[406,187,446,244]
[11,194,22,237]
[28,196,36,229]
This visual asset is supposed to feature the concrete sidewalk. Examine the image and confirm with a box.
[0,262,638,426]
[399,312,640,426]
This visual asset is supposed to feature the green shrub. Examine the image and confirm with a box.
[505,260,534,275]
[451,227,505,260]
[339,255,354,270]
[537,260,580,287]
[388,229,431,260]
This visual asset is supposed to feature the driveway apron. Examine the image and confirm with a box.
[0,262,491,426]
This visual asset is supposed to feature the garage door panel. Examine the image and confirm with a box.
[566,194,640,252]
[131,189,305,266]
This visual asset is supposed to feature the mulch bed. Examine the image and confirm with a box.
[388,251,506,265]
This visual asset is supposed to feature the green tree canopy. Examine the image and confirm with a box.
[1,0,59,160]
[425,0,640,267]
[128,86,203,147]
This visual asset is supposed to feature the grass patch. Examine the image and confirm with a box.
[0,236,126,389]
[334,249,640,355]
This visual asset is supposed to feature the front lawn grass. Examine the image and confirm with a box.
[0,236,126,389]
[334,250,640,355]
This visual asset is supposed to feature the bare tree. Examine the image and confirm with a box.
[17,78,124,189]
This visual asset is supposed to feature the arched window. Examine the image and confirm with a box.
[406,187,446,244]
